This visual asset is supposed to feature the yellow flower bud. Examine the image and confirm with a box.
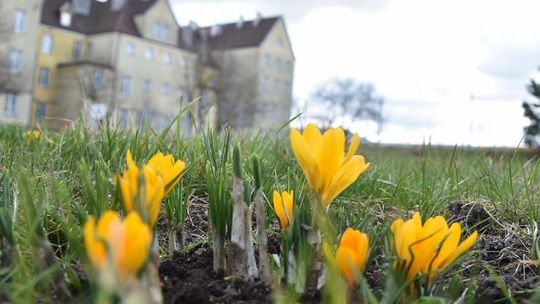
[273,190,294,230]
[120,151,165,227]
[335,228,369,285]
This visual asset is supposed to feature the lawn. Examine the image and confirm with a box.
[0,119,539,303]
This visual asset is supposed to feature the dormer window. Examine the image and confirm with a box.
[60,3,72,27]
[152,22,170,40]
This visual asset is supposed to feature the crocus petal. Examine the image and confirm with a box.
[118,212,152,275]
[291,129,318,188]
[84,216,107,270]
[344,133,360,163]
[282,191,294,227]
[431,223,461,270]
[316,128,345,192]
[321,155,369,205]
[302,123,322,151]
[336,246,357,285]
[273,191,287,229]
[440,230,478,269]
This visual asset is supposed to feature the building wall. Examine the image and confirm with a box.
[33,25,86,125]
[112,33,197,128]
[0,0,42,125]
[256,19,295,129]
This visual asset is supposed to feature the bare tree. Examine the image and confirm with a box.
[214,52,257,129]
[312,78,384,133]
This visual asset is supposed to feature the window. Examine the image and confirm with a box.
[180,57,187,69]
[5,93,17,116]
[284,81,291,96]
[73,41,82,60]
[276,37,284,47]
[120,76,131,96]
[143,79,152,93]
[274,78,280,94]
[118,108,128,129]
[145,47,154,60]
[13,9,26,34]
[125,42,135,55]
[162,25,170,40]
[260,75,268,91]
[275,57,282,71]
[8,49,22,74]
[89,103,106,128]
[152,22,161,37]
[161,83,169,95]
[36,102,47,121]
[39,67,50,88]
[264,53,271,67]
[41,33,53,54]
[286,60,293,73]
[93,70,104,90]
[153,22,171,40]
[163,52,172,64]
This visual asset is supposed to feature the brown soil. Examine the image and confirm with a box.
[159,243,272,304]
[448,201,539,303]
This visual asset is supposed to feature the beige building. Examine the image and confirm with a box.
[0,0,43,125]
[0,0,294,131]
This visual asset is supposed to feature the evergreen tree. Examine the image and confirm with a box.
[523,71,540,147]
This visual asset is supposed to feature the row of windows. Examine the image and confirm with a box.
[89,106,180,131]
[264,54,293,74]
[41,33,83,60]
[124,41,193,68]
[260,76,292,96]
[119,76,189,98]
[2,94,46,120]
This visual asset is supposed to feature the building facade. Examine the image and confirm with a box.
[0,0,295,131]
[0,0,43,125]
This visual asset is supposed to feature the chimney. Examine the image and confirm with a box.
[236,15,244,29]
[111,0,126,11]
[182,21,198,46]
[253,12,262,27]
[73,0,91,16]
[182,27,193,46]
[210,24,221,37]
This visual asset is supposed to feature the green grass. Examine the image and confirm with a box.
[0,120,539,303]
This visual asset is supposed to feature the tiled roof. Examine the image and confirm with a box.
[41,0,157,36]
[42,1,282,53]
[204,17,280,50]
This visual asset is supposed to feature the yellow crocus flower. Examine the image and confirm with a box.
[290,123,370,206]
[273,190,294,230]
[391,212,478,282]
[333,228,369,285]
[84,211,151,278]
[24,130,40,144]
[147,151,186,196]
[120,152,165,227]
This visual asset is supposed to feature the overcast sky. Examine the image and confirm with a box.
[170,0,540,147]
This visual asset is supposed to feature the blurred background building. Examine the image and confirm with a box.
[0,0,294,132]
